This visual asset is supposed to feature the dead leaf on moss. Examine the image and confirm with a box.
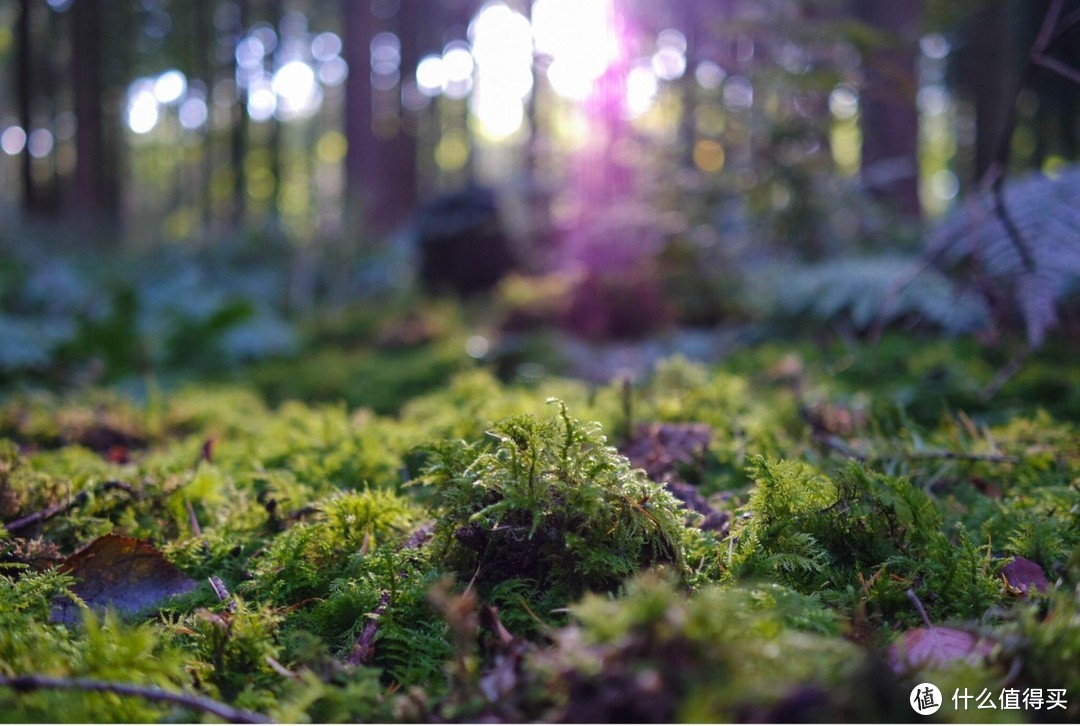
[1001,556,1049,596]
[622,423,712,483]
[970,476,1004,499]
[622,423,728,532]
[888,626,996,674]
[50,534,197,624]
[75,423,146,458]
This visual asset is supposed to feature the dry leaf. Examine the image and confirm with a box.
[1001,556,1049,596]
[888,626,996,674]
[51,534,197,624]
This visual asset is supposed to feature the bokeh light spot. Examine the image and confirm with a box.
[311,31,342,62]
[416,55,446,96]
[695,61,726,89]
[465,335,490,358]
[179,97,208,130]
[435,130,470,171]
[127,83,160,134]
[1,126,27,155]
[316,131,348,164]
[693,140,725,173]
[27,129,54,159]
[154,69,187,104]
[829,85,858,119]
[931,169,959,201]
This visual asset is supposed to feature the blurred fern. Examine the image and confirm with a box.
[929,166,1080,346]
[759,256,990,334]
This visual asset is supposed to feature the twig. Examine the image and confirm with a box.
[4,492,88,534]
[990,175,1035,272]
[344,523,434,666]
[904,450,1020,464]
[907,588,935,630]
[815,434,1020,465]
[208,575,237,613]
[1031,53,1080,85]
[621,375,634,442]
[185,500,203,538]
[980,349,1028,402]
[346,592,390,666]
[0,674,273,724]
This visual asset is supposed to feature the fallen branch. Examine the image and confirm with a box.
[0,674,273,724]
[5,479,139,535]
[345,523,434,666]
[4,492,88,534]
[815,436,1020,465]
[346,592,391,666]
[903,450,1020,465]
[980,349,1029,403]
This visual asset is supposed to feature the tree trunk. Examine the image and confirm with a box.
[70,0,122,227]
[16,0,43,215]
[230,0,251,230]
[966,1,1017,179]
[343,0,378,238]
[373,0,420,233]
[853,0,921,218]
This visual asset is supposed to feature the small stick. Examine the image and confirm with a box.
[345,523,435,666]
[904,450,1020,464]
[346,592,391,666]
[0,674,273,724]
[4,492,88,534]
[208,576,236,613]
[907,588,935,630]
[980,349,1028,403]
[185,500,203,538]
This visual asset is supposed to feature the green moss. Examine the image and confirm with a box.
[2,332,1079,722]
[245,488,425,605]
[528,572,905,723]
[424,401,691,601]
[733,457,1000,622]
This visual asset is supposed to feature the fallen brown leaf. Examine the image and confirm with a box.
[50,534,197,624]
[888,626,996,674]
[1001,556,1049,596]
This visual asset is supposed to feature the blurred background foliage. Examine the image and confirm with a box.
[0,0,1078,403]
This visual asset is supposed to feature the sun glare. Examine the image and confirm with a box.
[533,0,618,101]
[127,78,160,135]
[471,1,533,140]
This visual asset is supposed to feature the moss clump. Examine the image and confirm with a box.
[244,488,425,605]
[424,401,690,600]
[732,457,999,622]
[528,572,906,723]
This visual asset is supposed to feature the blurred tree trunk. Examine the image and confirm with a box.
[196,0,216,237]
[678,0,699,170]
[230,0,251,229]
[344,0,422,239]
[343,0,377,239]
[853,0,921,218]
[16,0,43,215]
[964,1,1017,179]
[378,0,420,230]
[71,0,121,226]
[267,0,284,226]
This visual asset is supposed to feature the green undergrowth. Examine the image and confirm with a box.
[0,336,1078,721]
[422,401,691,626]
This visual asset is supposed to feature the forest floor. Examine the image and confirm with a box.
[1,287,1079,722]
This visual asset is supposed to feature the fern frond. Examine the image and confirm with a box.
[929,166,1080,346]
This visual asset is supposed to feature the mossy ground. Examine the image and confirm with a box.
[1,330,1078,722]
